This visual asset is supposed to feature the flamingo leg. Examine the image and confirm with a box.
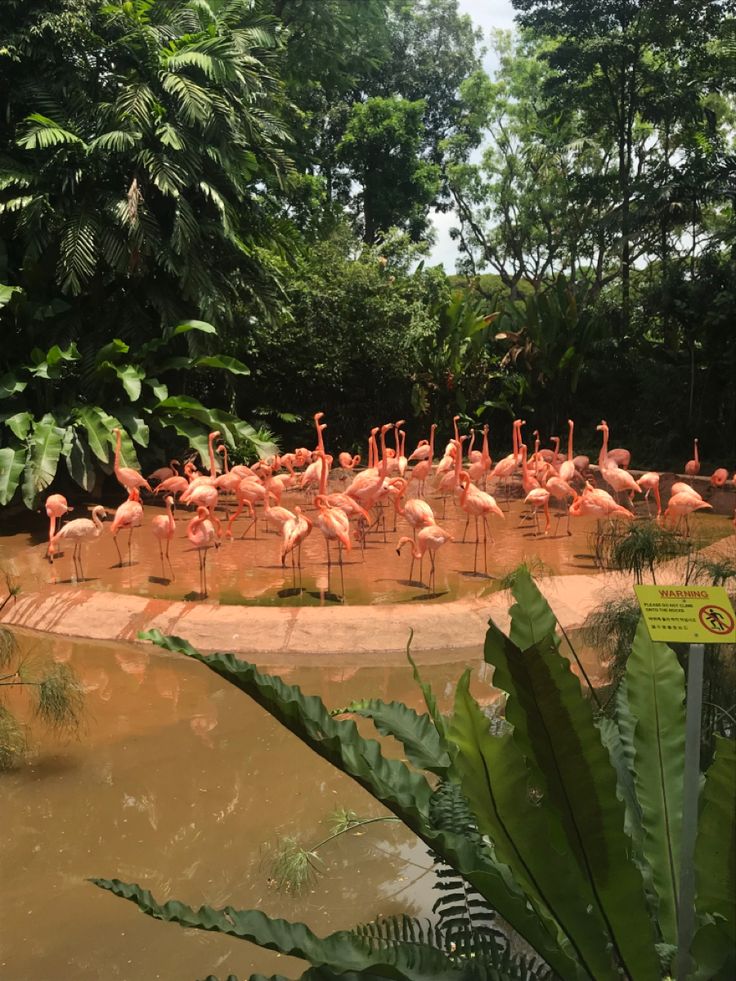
[113,534,123,567]
[158,540,165,578]
[462,513,470,543]
[127,528,134,566]
[482,515,488,573]
[166,539,175,581]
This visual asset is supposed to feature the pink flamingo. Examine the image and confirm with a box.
[597,419,631,469]
[569,485,634,521]
[544,473,578,534]
[313,493,352,572]
[187,505,220,597]
[111,487,144,566]
[409,423,437,495]
[184,430,221,492]
[457,472,503,572]
[710,468,729,488]
[559,420,578,483]
[147,459,180,485]
[637,472,662,517]
[48,505,106,578]
[45,494,72,557]
[671,481,702,499]
[280,506,313,569]
[468,424,492,487]
[151,494,176,579]
[525,487,551,536]
[338,452,361,472]
[684,439,700,476]
[112,428,152,495]
[154,459,196,499]
[396,522,453,592]
[491,419,523,498]
[664,491,712,533]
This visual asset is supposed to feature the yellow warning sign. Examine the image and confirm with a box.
[635,585,736,644]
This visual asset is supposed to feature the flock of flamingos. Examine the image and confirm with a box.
[43,414,734,596]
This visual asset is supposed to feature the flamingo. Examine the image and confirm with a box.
[468,424,492,487]
[111,487,144,566]
[184,430,221,491]
[147,459,180,485]
[48,505,106,579]
[559,420,578,483]
[525,487,551,536]
[410,423,437,495]
[112,428,151,495]
[338,452,361,473]
[684,439,700,476]
[597,419,631,469]
[187,505,220,597]
[637,472,662,517]
[280,506,313,569]
[457,472,503,572]
[544,473,578,534]
[664,491,712,532]
[569,485,634,521]
[151,495,176,579]
[313,493,352,573]
[491,419,523,498]
[396,522,453,592]
[710,468,729,488]
[670,482,702,500]
[45,494,72,557]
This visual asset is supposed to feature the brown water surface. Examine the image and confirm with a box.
[4,489,731,607]
[1,629,495,981]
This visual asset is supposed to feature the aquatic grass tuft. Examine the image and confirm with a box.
[495,557,552,591]
[270,835,323,894]
[0,626,18,670]
[590,519,688,583]
[35,662,85,732]
[0,705,26,770]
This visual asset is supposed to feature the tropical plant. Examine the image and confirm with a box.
[0,319,275,508]
[92,570,735,980]
[589,519,689,584]
[0,620,84,770]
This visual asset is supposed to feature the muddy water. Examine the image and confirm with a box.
[4,489,732,607]
[1,629,498,981]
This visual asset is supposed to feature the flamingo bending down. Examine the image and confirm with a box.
[684,439,700,476]
[569,485,634,521]
[111,487,144,566]
[664,491,713,531]
[151,495,176,579]
[112,427,152,495]
[187,506,220,597]
[637,472,662,517]
[396,522,453,592]
[45,494,72,557]
[48,505,106,578]
[670,482,702,500]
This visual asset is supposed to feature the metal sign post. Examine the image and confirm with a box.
[633,584,736,980]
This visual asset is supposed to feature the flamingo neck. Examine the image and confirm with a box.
[567,421,574,462]
[208,436,217,478]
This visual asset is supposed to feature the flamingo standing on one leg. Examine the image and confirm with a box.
[396,522,453,592]
[111,487,144,566]
[45,494,72,557]
[151,494,176,580]
[187,505,220,597]
[112,427,152,495]
[48,505,107,579]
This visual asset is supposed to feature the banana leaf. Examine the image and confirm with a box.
[75,405,112,462]
[624,620,685,945]
[195,354,250,375]
[21,413,64,508]
[448,670,620,980]
[690,736,736,979]
[66,427,96,492]
[4,411,33,440]
[484,586,660,979]
[0,445,25,505]
[507,569,560,652]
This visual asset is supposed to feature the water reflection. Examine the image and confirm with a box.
[1,630,484,981]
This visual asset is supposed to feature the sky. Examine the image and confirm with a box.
[427,0,517,271]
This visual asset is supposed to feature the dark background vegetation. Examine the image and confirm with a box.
[1,0,735,505]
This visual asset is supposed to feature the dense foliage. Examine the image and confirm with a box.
[1,0,736,503]
[94,571,736,979]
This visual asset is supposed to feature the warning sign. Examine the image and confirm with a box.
[635,585,736,644]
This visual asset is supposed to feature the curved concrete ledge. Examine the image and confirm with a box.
[0,574,622,666]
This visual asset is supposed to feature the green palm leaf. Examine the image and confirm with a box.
[0,445,26,506]
[21,413,64,508]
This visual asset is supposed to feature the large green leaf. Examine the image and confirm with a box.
[332,698,451,778]
[114,364,144,402]
[116,409,150,448]
[448,671,619,980]
[484,577,660,980]
[139,631,575,976]
[690,736,736,979]
[0,283,21,308]
[21,413,64,508]
[0,445,25,505]
[66,428,96,492]
[157,413,211,465]
[194,354,250,376]
[624,619,685,946]
[4,411,33,441]
[90,879,462,981]
[168,319,218,338]
[75,406,112,462]
[0,372,27,400]
[507,570,560,653]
